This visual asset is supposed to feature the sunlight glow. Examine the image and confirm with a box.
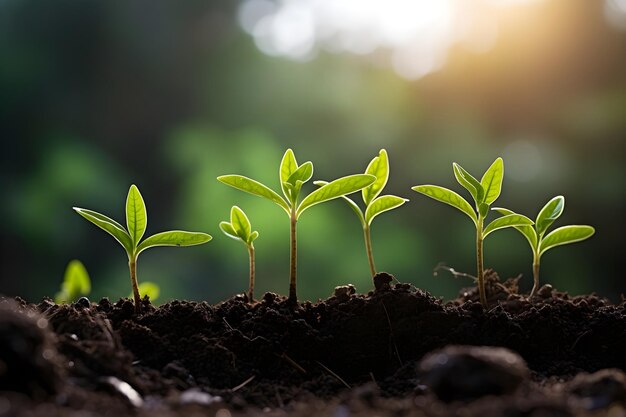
[237,0,544,79]
[605,0,626,31]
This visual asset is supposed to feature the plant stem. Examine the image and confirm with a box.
[288,210,298,304]
[476,218,487,308]
[363,225,376,277]
[530,254,540,298]
[248,244,255,302]
[129,256,141,313]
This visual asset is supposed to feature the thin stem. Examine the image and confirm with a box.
[364,225,376,277]
[288,210,297,304]
[129,256,141,313]
[530,253,540,298]
[476,218,487,308]
[248,244,255,302]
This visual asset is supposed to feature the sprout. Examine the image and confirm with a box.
[218,149,375,303]
[131,281,161,303]
[55,260,91,304]
[315,149,407,277]
[73,184,211,313]
[412,158,533,307]
[220,206,259,302]
[495,196,595,297]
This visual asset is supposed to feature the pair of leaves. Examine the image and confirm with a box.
[315,149,408,227]
[220,206,259,246]
[495,196,595,257]
[218,149,376,220]
[55,260,91,304]
[412,158,533,237]
[74,185,212,258]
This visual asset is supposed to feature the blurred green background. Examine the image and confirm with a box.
[1,0,625,303]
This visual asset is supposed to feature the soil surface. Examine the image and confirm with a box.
[1,270,625,416]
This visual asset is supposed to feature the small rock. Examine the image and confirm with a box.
[98,376,143,408]
[75,297,91,309]
[418,345,528,403]
[179,388,222,406]
[373,272,394,292]
[536,284,554,298]
[568,369,626,410]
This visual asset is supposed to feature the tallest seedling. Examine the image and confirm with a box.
[74,185,212,313]
[218,149,375,303]
[412,158,533,307]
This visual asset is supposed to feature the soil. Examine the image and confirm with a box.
[1,270,625,417]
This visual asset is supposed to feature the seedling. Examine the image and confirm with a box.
[220,206,259,301]
[73,184,212,313]
[495,196,595,297]
[55,259,91,304]
[130,281,161,303]
[315,149,407,277]
[218,149,375,303]
[412,158,533,307]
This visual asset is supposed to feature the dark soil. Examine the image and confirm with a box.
[1,270,625,416]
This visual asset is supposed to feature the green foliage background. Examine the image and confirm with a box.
[1,0,624,303]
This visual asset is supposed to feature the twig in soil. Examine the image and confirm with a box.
[278,353,307,374]
[381,302,403,367]
[231,375,255,392]
[275,389,284,408]
[222,317,234,331]
[369,372,378,387]
[433,263,477,282]
[570,330,591,351]
[316,361,351,389]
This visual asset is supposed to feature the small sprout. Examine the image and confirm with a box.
[73,184,212,313]
[55,260,91,304]
[131,281,161,303]
[412,158,534,307]
[220,206,259,302]
[495,196,595,297]
[315,149,408,278]
[218,149,375,303]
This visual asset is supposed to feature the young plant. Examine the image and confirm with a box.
[412,157,533,307]
[495,196,595,297]
[73,184,212,313]
[218,149,375,303]
[314,149,408,277]
[220,206,259,302]
[55,259,91,304]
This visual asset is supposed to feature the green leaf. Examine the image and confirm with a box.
[483,213,534,238]
[218,175,290,213]
[287,161,313,186]
[126,184,147,247]
[411,185,477,225]
[314,180,366,227]
[480,157,504,205]
[453,163,484,204]
[280,149,298,199]
[493,207,538,250]
[56,260,91,303]
[362,149,389,206]
[539,225,595,256]
[249,230,259,243]
[136,230,212,255]
[73,207,133,254]
[297,174,376,218]
[536,196,565,237]
[230,205,251,241]
[365,195,408,225]
[219,221,240,241]
[135,281,160,302]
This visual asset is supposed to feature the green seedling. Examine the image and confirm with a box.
[495,196,595,297]
[73,184,211,313]
[130,281,161,303]
[315,149,407,277]
[55,259,91,304]
[220,206,259,302]
[218,149,375,303]
[412,157,533,307]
